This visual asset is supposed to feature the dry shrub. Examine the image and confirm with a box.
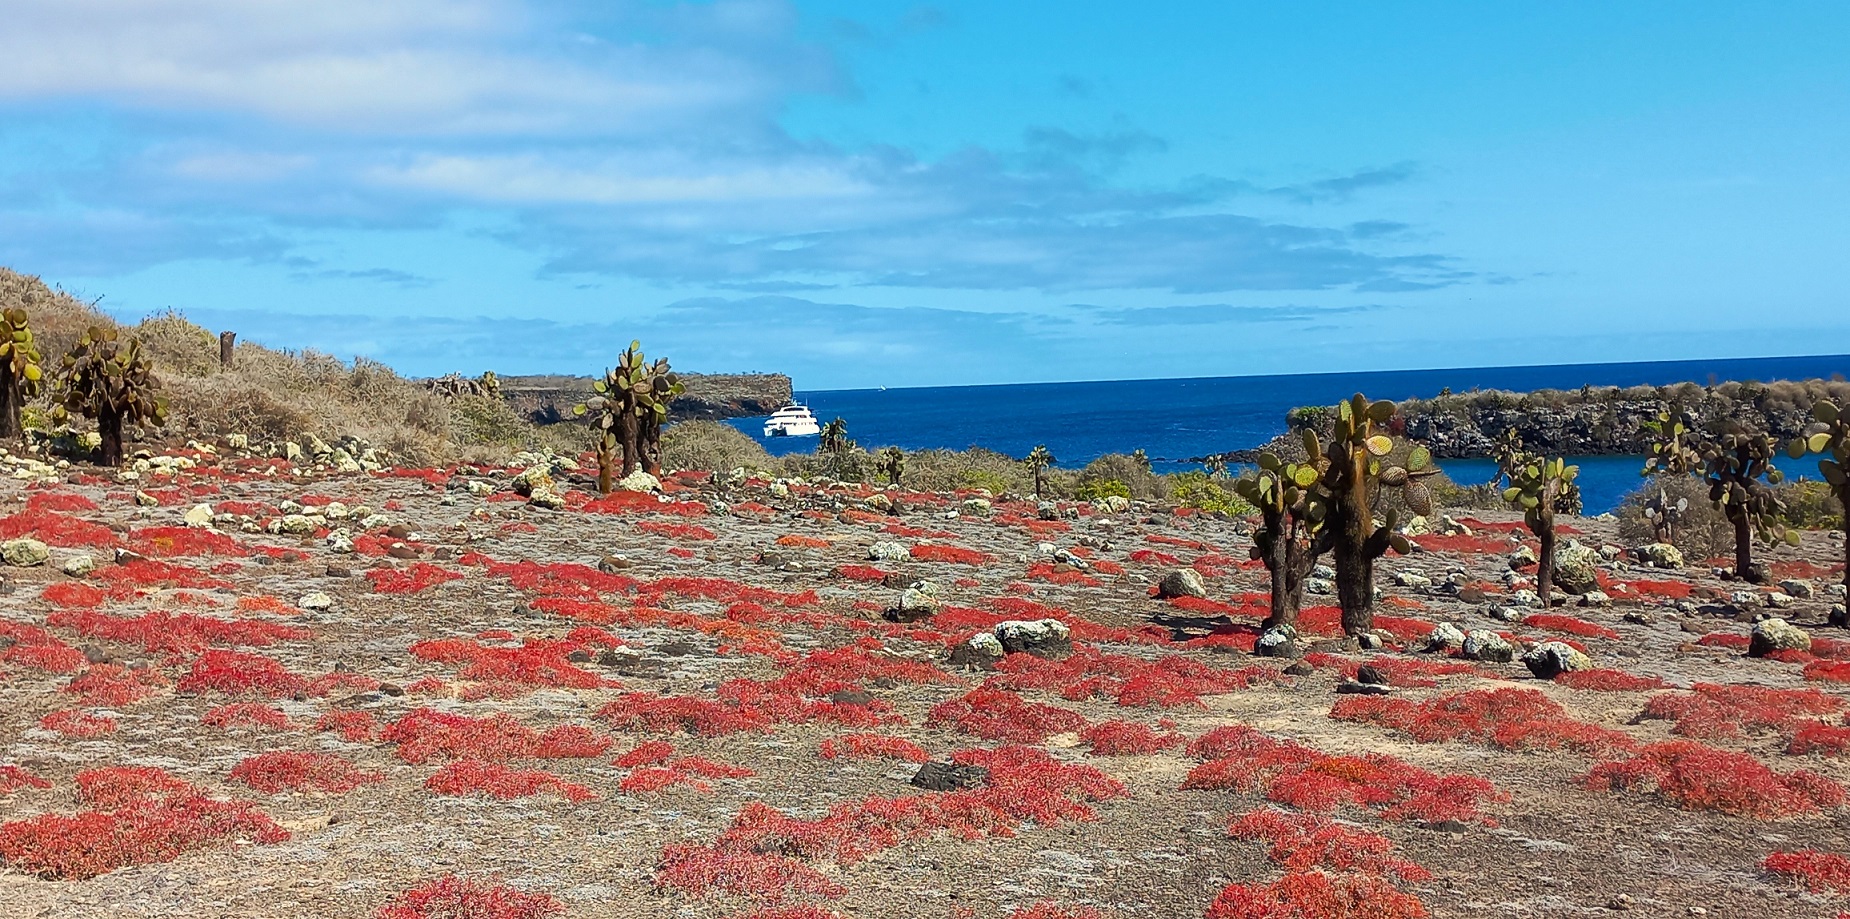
[1081,453,1169,502]
[1616,475,1734,558]
[904,447,1036,495]
[661,421,774,474]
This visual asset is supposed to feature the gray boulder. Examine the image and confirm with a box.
[1461,630,1516,663]
[1155,568,1208,600]
[994,619,1073,659]
[1748,618,1811,658]
[1253,625,1301,659]
[867,541,910,563]
[1522,641,1592,679]
[1423,622,1467,653]
[1552,541,1602,595]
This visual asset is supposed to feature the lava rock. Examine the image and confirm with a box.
[1748,617,1811,657]
[995,619,1073,659]
[1155,568,1208,600]
[1522,641,1592,678]
[911,761,989,791]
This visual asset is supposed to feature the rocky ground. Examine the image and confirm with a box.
[2,445,1850,919]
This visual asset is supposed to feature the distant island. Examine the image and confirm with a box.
[497,372,793,425]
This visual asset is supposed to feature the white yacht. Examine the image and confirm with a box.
[763,403,821,437]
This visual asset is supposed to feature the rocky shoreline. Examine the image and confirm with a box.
[499,371,793,425]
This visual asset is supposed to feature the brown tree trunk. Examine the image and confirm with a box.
[1034,469,1044,498]
[99,404,124,467]
[218,331,236,370]
[1333,456,1375,636]
[0,374,18,440]
[1732,509,1760,582]
[618,413,641,477]
[1536,512,1557,608]
[597,437,614,494]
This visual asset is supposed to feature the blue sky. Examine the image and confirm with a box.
[1,1,1846,390]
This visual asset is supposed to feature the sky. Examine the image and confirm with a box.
[0,1,1846,390]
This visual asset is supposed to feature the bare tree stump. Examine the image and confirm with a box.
[219,331,235,370]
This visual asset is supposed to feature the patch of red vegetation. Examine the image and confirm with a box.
[1302,654,1485,689]
[408,636,614,698]
[425,760,597,802]
[580,490,709,517]
[640,520,717,541]
[1129,549,1181,566]
[1023,562,1101,587]
[1082,720,1186,755]
[231,751,383,794]
[1297,607,1433,643]
[39,709,117,737]
[1227,808,1431,882]
[127,526,249,558]
[202,703,292,731]
[835,564,889,582]
[1183,725,1506,825]
[25,491,99,513]
[53,669,150,716]
[1804,660,1850,684]
[1554,669,1669,692]
[49,608,309,653]
[656,844,847,904]
[0,622,87,673]
[776,534,832,549]
[1330,688,1636,758]
[910,544,991,565]
[1205,871,1429,919]
[0,766,287,879]
[1606,578,1695,600]
[995,648,1279,707]
[383,709,611,763]
[927,684,1087,742]
[1412,533,1513,554]
[97,559,232,594]
[1640,682,1844,741]
[1764,850,1850,893]
[368,563,464,594]
[0,764,51,796]
[1585,741,1846,818]
[1788,723,1850,756]
[818,733,931,763]
[1522,613,1620,640]
[175,649,313,698]
[41,582,107,608]
[0,509,118,548]
[376,876,563,919]
[317,710,381,742]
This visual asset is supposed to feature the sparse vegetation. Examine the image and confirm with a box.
[661,421,775,474]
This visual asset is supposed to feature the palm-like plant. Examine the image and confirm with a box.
[0,307,45,440]
[1025,445,1055,498]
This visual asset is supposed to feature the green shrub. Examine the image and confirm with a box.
[1077,478,1131,502]
[1171,471,1254,515]
[661,420,775,474]
[1774,479,1844,530]
[1081,453,1169,501]
[904,447,1034,494]
[1616,474,1735,559]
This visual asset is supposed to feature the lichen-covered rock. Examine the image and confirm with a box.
[947,632,1004,670]
[1522,641,1592,679]
[960,498,993,516]
[1506,589,1541,608]
[868,541,910,563]
[182,503,215,528]
[297,592,335,612]
[1423,622,1467,653]
[527,483,567,510]
[1509,545,1537,570]
[1394,571,1433,590]
[616,470,663,493]
[994,619,1073,659]
[1254,625,1300,659]
[1461,629,1515,663]
[60,554,96,577]
[1766,591,1796,610]
[1577,590,1612,608]
[1636,543,1684,569]
[1780,579,1815,599]
[1553,541,1601,595]
[1748,618,1811,658]
[1155,568,1208,600]
[3,538,50,567]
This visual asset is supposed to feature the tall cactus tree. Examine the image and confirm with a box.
[1234,445,1332,629]
[876,446,906,486]
[0,308,45,440]
[1497,443,1582,608]
[1025,444,1055,498]
[817,418,857,480]
[1647,410,1792,582]
[1789,399,1850,596]
[1310,394,1430,636]
[52,327,167,466]
[573,341,682,492]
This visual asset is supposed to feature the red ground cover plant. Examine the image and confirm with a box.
[1639,683,1844,741]
[1412,533,1514,555]
[909,544,991,565]
[368,563,465,594]
[39,709,118,737]
[49,608,310,654]
[1183,726,1505,825]
[834,564,889,582]
[1789,722,1850,756]
[41,581,107,608]
[61,664,169,706]
[317,710,381,742]
[127,526,249,558]
[1296,606,1433,643]
[1764,850,1850,893]
[425,760,597,803]
[1330,688,1637,758]
[1227,809,1431,882]
[818,733,932,763]
[640,520,717,540]
[1582,740,1845,817]
[1205,870,1429,919]
[383,709,612,763]
[95,559,232,594]
[408,636,614,697]
[1082,720,1187,755]
[0,622,87,673]
[235,595,300,616]
[1554,669,1670,692]
[0,766,287,879]
[993,648,1282,708]
[375,875,563,919]
[927,684,1087,742]
[599,692,775,736]
[203,703,293,731]
[1521,613,1620,640]
[1804,660,1850,684]
[579,490,709,516]
[0,508,118,548]
[25,491,99,512]
[175,649,314,698]
[1006,905,1104,919]
[1301,654,1484,689]
[656,844,848,904]
[0,764,52,796]
[230,751,384,793]
[776,534,832,549]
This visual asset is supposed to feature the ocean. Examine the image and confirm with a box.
[722,354,1850,514]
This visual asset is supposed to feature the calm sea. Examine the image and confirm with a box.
[722,354,1850,513]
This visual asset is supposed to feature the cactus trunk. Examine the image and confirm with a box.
[597,442,614,494]
[1263,531,1313,631]
[0,374,18,440]
[1729,508,1760,582]
[1331,451,1375,636]
[1536,511,1556,609]
[98,403,124,467]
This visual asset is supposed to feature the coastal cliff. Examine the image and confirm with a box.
[1199,378,1850,463]
[499,372,793,425]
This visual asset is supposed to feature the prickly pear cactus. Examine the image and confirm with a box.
[1498,436,1582,606]
[1649,409,1791,581]
[53,326,168,466]
[574,340,683,491]
[1025,444,1055,497]
[1234,450,1331,629]
[1788,398,1850,593]
[0,307,45,439]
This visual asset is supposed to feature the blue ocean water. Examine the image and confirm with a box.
[722,354,1850,513]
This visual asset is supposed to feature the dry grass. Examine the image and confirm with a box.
[1,267,570,465]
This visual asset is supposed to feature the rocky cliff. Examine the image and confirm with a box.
[499,372,793,425]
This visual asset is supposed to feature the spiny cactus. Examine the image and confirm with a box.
[1642,488,1688,545]
[1497,440,1582,608]
[52,326,168,467]
[573,341,682,492]
[816,417,859,480]
[876,446,906,486]
[1026,445,1055,498]
[478,370,500,399]
[1488,426,1523,485]
[1647,410,1792,582]
[0,307,45,440]
[1788,398,1850,595]
[1310,394,1434,636]
[1234,447,1332,629]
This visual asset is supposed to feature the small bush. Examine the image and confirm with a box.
[1080,453,1168,501]
[1774,479,1844,530]
[376,876,563,919]
[1171,471,1254,515]
[1076,478,1131,502]
[662,420,775,474]
[1615,475,1734,558]
[1582,740,1844,817]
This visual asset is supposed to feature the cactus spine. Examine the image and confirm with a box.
[1026,445,1055,498]
[1496,435,1582,608]
[53,326,168,467]
[0,307,45,440]
[1788,399,1850,596]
